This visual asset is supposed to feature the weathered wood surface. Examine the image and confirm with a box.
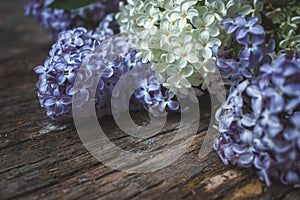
[1,1,300,199]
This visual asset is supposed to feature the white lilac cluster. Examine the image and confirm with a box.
[116,0,261,94]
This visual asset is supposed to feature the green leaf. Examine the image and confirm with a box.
[291,35,300,43]
[291,16,300,24]
[239,5,252,15]
[279,39,289,48]
[47,0,98,10]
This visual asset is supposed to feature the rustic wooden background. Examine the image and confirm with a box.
[1,1,300,199]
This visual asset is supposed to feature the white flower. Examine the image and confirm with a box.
[187,70,204,87]
[192,13,220,37]
[136,49,154,63]
[136,3,161,29]
[163,64,194,95]
[195,31,221,59]
[169,1,198,28]
[164,0,175,10]
[116,0,256,94]
[115,1,144,33]
[208,0,226,16]
[169,33,199,66]
[145,0,164,7]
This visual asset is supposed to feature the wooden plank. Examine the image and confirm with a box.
[0,1,299,199]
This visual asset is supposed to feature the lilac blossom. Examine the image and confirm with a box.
[35,15,116,120]
[35,16,181,120]
[25,0,120,37]
[153,90,180,112]
[221,15,264,43]
[133,70,180,117]
[214,15,275,86]
[214,54,300,187]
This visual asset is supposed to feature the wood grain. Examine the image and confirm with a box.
[0,1,299,199]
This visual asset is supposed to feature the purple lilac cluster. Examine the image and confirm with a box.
[92,49,180,118]
[214,54,300,187]
[104,50,180,118]
[34,15,115,120]
[213,15,275,85]
[35,15,179,120]
[25,0,120,37]
[133,69,180,117]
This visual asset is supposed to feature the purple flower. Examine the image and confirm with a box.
[222,15,264,43]
[286,90,300,112]
[25,0,120,38]
[35,15,181,120]
[153,90,180,112]
[135,75,161,104]
[228,80,248,108]
[260,56,299,77]
[123,50,143,69]
[215,15,275,86]
[215,54,300,187]
[264,75,298,113]
[38,84,73,120]
[35,15,116,120]
[54,59,78,84]
[284,112,300,141]
[259,110,283,138]
[239,35,265,63]
[246,85,263,115]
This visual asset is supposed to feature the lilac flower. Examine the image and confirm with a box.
[215,54,300,187]
[259,110,283,138]
[214,15,275,86]
[246,85,263,115]
[122,50,143,69]
[125,67,181,117]
[35,15,116,120]
[25,0,120,37]
[284,112,300,141]
[135,76,161,105]
[264,75,298,113]
[281,50,300,61]
[228,80,248,109]
[238,35,265,63]
[260,56,299,77]
[35,16,181,120]
[37,83,73,120]
[34,58,54,81]
[286,90,300,112]
[153,90,180,112]
[53,59,78,84]
[222,15,264,43]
